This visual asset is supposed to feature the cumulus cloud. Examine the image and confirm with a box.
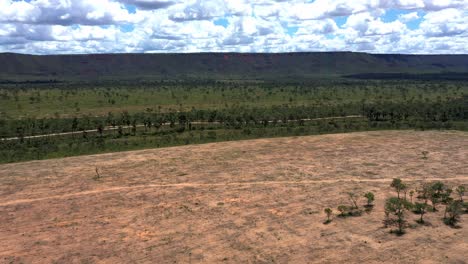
[0,0,467,54]
[399,11,419,22]
[419,8,468,37]
[118,0,178,10]
[296,19,338,35]
[169,0,226,21]
[0,0,135,25]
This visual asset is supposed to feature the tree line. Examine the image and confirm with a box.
[1,95,466,139]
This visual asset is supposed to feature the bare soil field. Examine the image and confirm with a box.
[0,130,467,264]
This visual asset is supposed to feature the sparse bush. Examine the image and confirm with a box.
[429,181,446,211]
[337,205,348,217]
[417,183,431,204]
[441,188,454,219]
[421,151,429,160]
[391,178,407,199]
[383,210,391,228]
[456,186,465,202]
[364,192,375,207]
[349,208,363,216]
[409,190,415,203]
[93,167,101,180]
[444,200,463,226]
[347,192,359,209]
[324,208,333,224]
[413,202,429,224]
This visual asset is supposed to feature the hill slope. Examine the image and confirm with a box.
[0,131,467,263]
[1,52,468,81]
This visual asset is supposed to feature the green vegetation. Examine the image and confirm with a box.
[2,52,468,82]
[364,192,375,207]
[385,197,413,235]
[324,208,333,224]
[348,192,360,209]
[456,186,465,202]
[444,200,464,226]
[0,77,466,164]
[429,181,446,211]
[413,202,428,224]
[391,178,407,199]
[337,205,348,217]
[325,180,466,235]
[333,191,372,218]
[2,79,466,120]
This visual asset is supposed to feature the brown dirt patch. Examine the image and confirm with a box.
[0,130,467,263]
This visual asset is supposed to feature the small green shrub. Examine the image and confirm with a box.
[324,208,333,224]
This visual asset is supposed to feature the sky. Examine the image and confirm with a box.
[0,0,467,54]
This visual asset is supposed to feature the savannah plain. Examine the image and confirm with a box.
[1,130,467,263]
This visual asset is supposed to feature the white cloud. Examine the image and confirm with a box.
[296,19,338,35]
[419,8,468,37]
[0,0,467,54]
[399,11,419,22]
[344,12,408,37]
[0,0,135,25]
[169,0,226,21]
[118,0,179,10]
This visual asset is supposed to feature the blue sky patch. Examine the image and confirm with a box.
[214,18,229,28]
[381,9,424,30]
[125,4,137,14]
[334,16,347,27]
[287,26,299,36]
[120,24,135,33]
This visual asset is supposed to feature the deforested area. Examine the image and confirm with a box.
[0,131,467,263]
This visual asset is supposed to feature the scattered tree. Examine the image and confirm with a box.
[444,200,463,226]
[417,183,431,205]
[364,192,375,207]
[93,167,101,180]
[117,125,123,137]
[97,124,104,137]
[131,120,137,136]
[429,181,446,211]
[383,209,391,228]
[414,202,429,224]
[441,188,454,219]
[456,186,465,202]
[348,192,359,209]
[391,178,407,199]
[384,197,413,235]
[324,208,333,224]
[71,117,78,138]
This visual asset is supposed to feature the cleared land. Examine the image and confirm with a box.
[0,130,467,263]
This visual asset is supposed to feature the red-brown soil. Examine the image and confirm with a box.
[0,131,467,263]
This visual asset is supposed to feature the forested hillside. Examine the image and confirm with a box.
[1,52,468,81]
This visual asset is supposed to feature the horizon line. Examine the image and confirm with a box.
[2,51,468,56]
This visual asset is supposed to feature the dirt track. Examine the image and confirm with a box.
[0,130,467,263]
[1,177,468,208]
[0,115,363,141]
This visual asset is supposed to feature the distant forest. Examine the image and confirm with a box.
[1,52,468,81]
[0,77,466,163]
